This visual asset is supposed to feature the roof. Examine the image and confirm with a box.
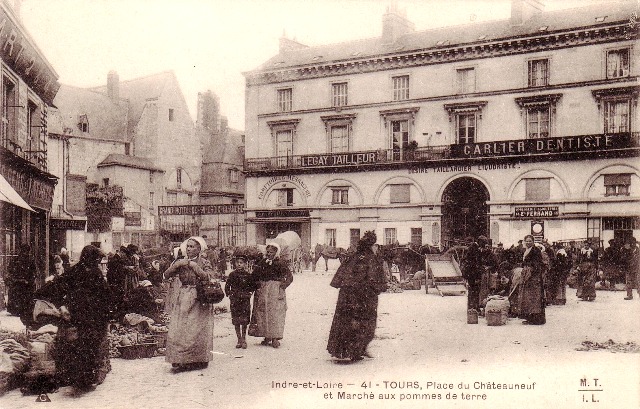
[91,71,174,135]
[97,153,164,172]
[49,85,128,141]
[252,1,638,73]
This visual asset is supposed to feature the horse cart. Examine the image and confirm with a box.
[269,231,304,274]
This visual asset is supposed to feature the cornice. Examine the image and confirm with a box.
[246,22,636,87]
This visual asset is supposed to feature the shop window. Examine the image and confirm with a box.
[350,229,360,248]
[604,174,631,196]
[524,178,550,201]
[331,188,349,205]
[277,88,293,112]
[392,75,409,101]
[411,228,422,246]
[456,68,476,94]
[325,229,336,247]
[332,82,348,107]
[528,59,549,87]
[606,48,630,79]
[384,228,397,245]
[390,184,410,204]
[276,188,294,207]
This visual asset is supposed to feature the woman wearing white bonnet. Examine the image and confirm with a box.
[163,236,216,371]
[249,240,293,348]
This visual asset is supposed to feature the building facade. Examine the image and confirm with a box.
[243,0,639,250]
[0,1,60,283]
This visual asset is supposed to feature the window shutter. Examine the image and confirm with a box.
[525,178,551,201]
[604,174,631,186]
[390,184,411,203]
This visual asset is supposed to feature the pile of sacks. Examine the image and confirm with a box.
[0,337,31,395]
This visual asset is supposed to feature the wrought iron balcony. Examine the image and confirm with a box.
[1,135,48,171]
[244,132,639,174]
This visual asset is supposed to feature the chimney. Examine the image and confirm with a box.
[382,3,415,44]
[511,0,544,26]
[107,71,119,102]
[279,36,309,53]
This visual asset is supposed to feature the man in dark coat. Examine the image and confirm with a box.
[106,246,134,318]
[461,237,482,312]
[622,237,639,300]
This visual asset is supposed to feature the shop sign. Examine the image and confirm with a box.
[450,134,630,158]
[300,152,379,168]
[514,206,559,218]
[158,204,244,216]
[124,212,141,226]
[255,209,310,219]
[531,220,545,242]
[258,175,311,200]
[50,218,86,231]
[0,164,55,210]
[0,8,60,105]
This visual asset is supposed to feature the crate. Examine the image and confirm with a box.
[117,342,158,359]
[486,310,505,326]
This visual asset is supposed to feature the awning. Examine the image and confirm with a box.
[0,173,35,212]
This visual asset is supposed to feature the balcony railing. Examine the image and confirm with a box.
[1,135,48,171]
[244,132,639,173]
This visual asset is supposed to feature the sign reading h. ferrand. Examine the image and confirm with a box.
[450,134,631,158]
[158,204,244,216]
[514,206,559,218]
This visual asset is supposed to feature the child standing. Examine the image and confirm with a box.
[225,253,257,348]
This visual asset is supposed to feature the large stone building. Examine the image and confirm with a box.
[243,0,639,250]
[48,71,200,256]
[0,1,60,283]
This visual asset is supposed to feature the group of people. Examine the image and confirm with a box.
[461,234,640,326]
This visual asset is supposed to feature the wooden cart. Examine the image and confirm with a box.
[425,253,467,296]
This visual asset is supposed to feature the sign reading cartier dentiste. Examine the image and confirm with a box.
[450,134,630,158]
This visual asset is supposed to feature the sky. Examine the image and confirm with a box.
[18,0,618,131]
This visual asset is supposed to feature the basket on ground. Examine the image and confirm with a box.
[117,342,158,359]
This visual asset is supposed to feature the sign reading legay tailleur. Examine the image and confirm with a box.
[451,134,630,158]
[301,152,378,167]
[514,206,559,218]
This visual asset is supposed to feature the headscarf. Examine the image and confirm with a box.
[78,245,105,268]
[357,231,377,253]
[180,236,208,259]
[265,241,281,258]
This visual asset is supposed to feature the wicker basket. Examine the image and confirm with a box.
[117,342,158,359]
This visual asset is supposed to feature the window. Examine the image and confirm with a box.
[277,88,293,112]
[325,229,336,247]
[604,99,630,133]
[604,174,631,196]
[167,192,177,206]
[124,143,130,155]
[229,168,239,184]
[102,178,109,187]
[526,106,550,139]
[390,119,410,160]
[148,192,154,210]
[176,168,182,186]
[78,114,89,133]
[392,75,410,101]
[330,125,349,153]
[350,229,360,249]
[587,218,601,245]
[276,188,294,207]
[457,68,476,94]
[332,82,348,107]
[275,129,293,167]
[528,59,549,87]
[603,217,639,230]
[390,184,410,204]
[2,75,16,141]
[27,101,39,152]
[411,228,422,246]
[525,178,550,201]
[606,48,630,79]
[384,228,397,245]
[456,113,476,144]
[331,188,349,205]
[169,109,174,121]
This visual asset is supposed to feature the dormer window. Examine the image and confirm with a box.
[78,114,89,133]
[595,16,607,23]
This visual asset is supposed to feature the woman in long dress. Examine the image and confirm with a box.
[518,235,546,325]
[250,242,293,348]
[163,236,215,371]
[327,231,387,361]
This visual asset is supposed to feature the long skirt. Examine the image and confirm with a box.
[250,281,287,339]
[327,287,378,360]
[52,324,110,388]
[518,268,546,325]
[165,285,214,364]
[577,262,597,301]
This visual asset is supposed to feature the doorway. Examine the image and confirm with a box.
[441,177,490,247]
